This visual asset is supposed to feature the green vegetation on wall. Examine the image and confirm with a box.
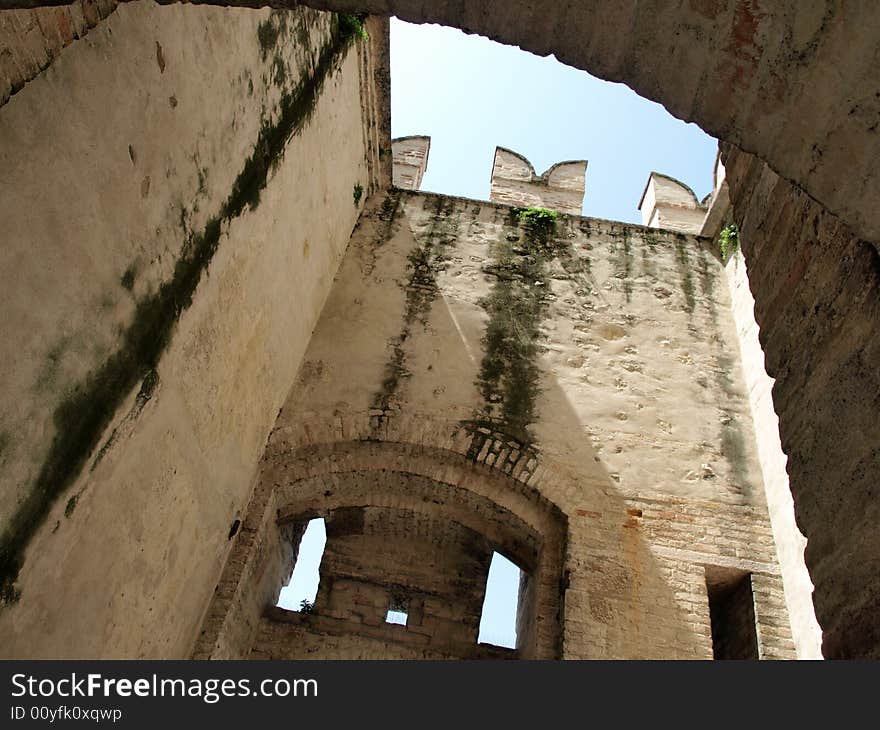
[372,196,455,411]
[719,223,739,259]
[474,207,560,443]
[338,14,368,42]
[0,16,356,608]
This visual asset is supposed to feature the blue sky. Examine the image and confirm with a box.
[277,19,719,649]
[390,18,718,224]
[277,518,522,649]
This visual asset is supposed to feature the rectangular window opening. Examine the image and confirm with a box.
[385,595,409,626]
[276,517,327,613]
[477,551,523,649]
[705,566,759,660]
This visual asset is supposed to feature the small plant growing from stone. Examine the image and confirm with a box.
[353,182,364,206]
[719,223,739,259]
[516,207,558,244]
[338,13,368,43]
[299,599,315,614]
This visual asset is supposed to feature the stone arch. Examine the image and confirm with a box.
[193,412,581,660]
[10,0,859,241]
[4,0,878,656]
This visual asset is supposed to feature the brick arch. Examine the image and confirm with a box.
[269,448,568,658]
[7,0,879,656]
[194,412,585,659]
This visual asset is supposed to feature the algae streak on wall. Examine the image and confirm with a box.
[266,190,796,659]
[0,4,376,657]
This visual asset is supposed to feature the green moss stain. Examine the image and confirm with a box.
[720,412,750,495]
[0,20,355,607]
[719,223,739,259]
[674,235,697,315]
[63,494,78,518]
[257,13,285,61]
[121,263,138,292]
[338,13,368,42]
[272,55,289,88]
[90,369,160,472]
[372,197,456,411]
[196,167,208,198]
[697,245,718,327]
[0,432,9,469]
[618,227,634,302]
[474,207,559,443]
[641,230,660,279]
[34,339,68,394]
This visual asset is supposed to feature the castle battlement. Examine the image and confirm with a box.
[391,137,718,235]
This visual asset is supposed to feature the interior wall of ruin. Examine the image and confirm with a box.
[48,0,871,250]
[0,4,385,658]
[723,145,880,659]
[201,190,798,659]
[722,247,822,659]
[0,0,119,106]
[2,0,874,660]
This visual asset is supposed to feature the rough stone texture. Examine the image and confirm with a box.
[639,172,707,234]
[0,5,387,657]
[0,0,117,105]
[723,145,880,659]
[723,248,822,659]
[315,506,495,646]
[198,186,796,660]
[695,160,821,659]
[253,607,517,659]
[2,0,873,659]
[195,439,567,659]
[489,147,586,215]
[391,135,429,191]
[3,0,871,251]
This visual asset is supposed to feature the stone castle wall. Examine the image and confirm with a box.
[200,189,796,659]
[0,4,387,657]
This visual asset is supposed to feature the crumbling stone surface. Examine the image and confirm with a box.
[723,145,880,659]
[489,147,587,216]
[3,0,870,247]
[0,6,386,658]
[0,0,118,105]
[198,189,796,659]
[253,607,517,659]
[5,0,873,659]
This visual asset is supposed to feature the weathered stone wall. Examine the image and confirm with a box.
[202,190,796,659]
[723,145,880,659]
[639,173,707,234]
[5,0,880,659]
[196,437,567,659]
[8,0,867,247]
[723,247,822,659]
[391,135,429,191]
[0,3,385,657]
[0,0,117,106]
[489,148,586,216]
[317,506,494,645]
[252,607,516,659]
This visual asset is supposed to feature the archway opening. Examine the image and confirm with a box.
[477,552,524,650]
[276,517,327,612]
[390,18,716,223]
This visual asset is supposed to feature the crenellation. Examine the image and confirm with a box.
[8,0,876,661]
[489,147,587,215]
[391,135,430,190]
